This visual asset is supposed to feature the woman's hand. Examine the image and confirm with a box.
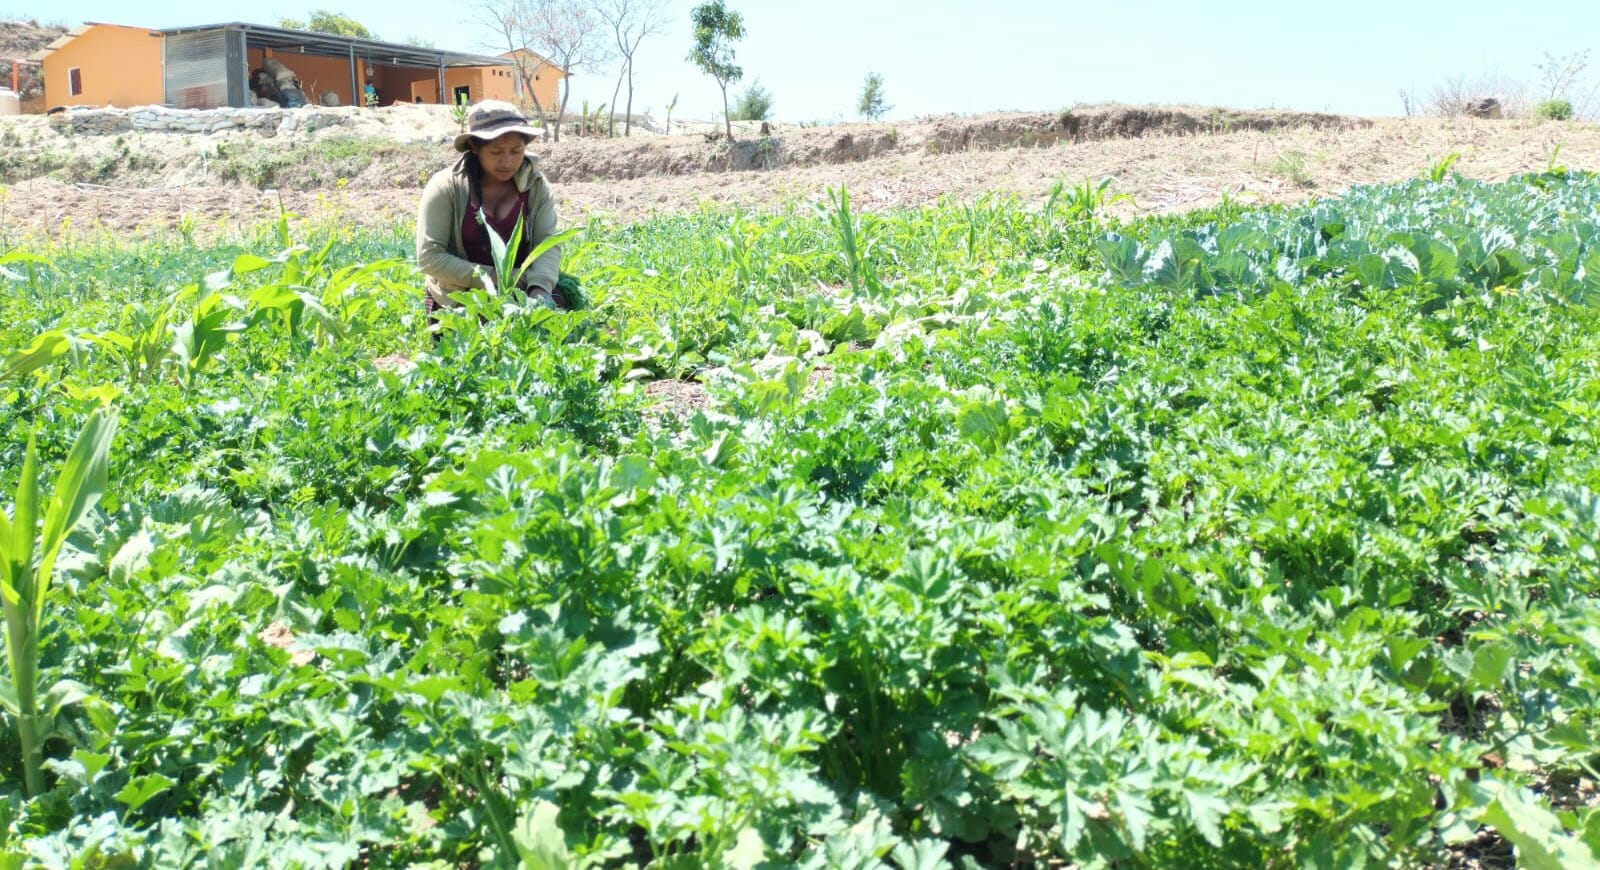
[524,285,555,308]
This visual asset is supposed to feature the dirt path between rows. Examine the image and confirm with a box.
[1,104,1595,243]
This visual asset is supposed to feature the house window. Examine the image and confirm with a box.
[68,68,82,96]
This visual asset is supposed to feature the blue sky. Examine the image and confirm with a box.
[8,0,1596,122]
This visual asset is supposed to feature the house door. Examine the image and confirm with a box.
[453,85,470,106]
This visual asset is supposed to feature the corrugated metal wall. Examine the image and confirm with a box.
[163,30,227,108]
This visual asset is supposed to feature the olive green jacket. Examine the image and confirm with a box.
[415,155,560,307]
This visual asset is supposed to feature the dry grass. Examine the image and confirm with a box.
[1,111,1596,242]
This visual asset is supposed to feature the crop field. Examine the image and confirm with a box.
[1,167,1599,867]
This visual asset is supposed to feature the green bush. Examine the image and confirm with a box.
[730,79,773,121]
[1535,99,1574,120]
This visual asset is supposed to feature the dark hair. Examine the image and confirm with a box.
[462,152,485,205]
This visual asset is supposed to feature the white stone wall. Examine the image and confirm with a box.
[48,105,355,137]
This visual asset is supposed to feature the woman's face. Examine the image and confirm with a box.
[473,133,530,183]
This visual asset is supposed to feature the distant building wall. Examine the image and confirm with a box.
[42,24,163,108]
[38,25,517,111]
[255,47,357,107]
[504,50,564,113]
[438,67,518,107]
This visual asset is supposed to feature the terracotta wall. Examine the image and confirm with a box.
[365,64,428,106]
[245,47,516,107]
[438,67,519,107]
[251,47,364,107]
[505,51,564,113]
[41,24,163,109]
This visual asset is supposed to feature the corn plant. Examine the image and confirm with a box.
[2,330,74,382]
[664,93,679,135]
[84,299,182,385]
[0,408,117,797]
[1048,176,1132,224]
[0,251,52,304]
[717,210,786,287]
[819,186,881,296]
[1424,151,1462,182]
[478,208,580,307]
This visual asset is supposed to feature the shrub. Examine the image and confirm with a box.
[858,72,891,120]
[1534,99,1574,120]
[730,79,773,122]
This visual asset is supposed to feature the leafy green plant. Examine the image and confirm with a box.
[1425,151,1462,182]
[1545,141,1569,175]
[0,408,117,796]
[1270,149,1313,187]
[858,71,891,120]
[1046,176,1133,227]
[475,209,580,306]
[730,78,772,121]
[6,170,1600,865]
[819,185,880,296]
[1534,99,1574,121]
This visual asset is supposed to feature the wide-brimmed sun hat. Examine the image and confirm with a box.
[452,100,540,151]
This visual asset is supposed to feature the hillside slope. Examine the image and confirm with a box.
[1,101,1595,240]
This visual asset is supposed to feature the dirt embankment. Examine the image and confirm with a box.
[0,100,1594,240]
[540,107,1367,179]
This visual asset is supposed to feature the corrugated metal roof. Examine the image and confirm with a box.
[158,22,517,70]
[27,20,523,70]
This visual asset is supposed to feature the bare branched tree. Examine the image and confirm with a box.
[1537,50,1598,120]
[481,0,552,130]
[595,0,668,136]
[480,0,610,142]
[1426,69,1528,119]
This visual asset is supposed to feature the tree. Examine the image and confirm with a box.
[1537,49,1596,119]
[730,78,772,121]
[480,0,611,142]
[688,0,744,142]
[279,10,376,39]
[858,71,891,121]
[483,1,551,127]
[595,0,668,136]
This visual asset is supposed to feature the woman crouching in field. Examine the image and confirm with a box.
[415,100,569,328]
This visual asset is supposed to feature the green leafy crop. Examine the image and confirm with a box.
[1,171,1598,866]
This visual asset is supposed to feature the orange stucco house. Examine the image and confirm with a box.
[28,21,564,113]
[503,48,565,113]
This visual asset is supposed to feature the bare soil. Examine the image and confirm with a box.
[2,101,1596,243]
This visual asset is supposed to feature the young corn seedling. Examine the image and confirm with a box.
[1424,151,1462,182]
[479,209,581,309]
[0,408,117,797]
[820,186,882,296]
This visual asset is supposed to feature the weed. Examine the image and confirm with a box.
[1270,149,1313,187]
[1534,99,1574,121]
